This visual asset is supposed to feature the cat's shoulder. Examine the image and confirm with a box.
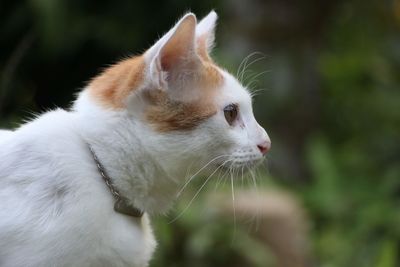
[0,129,13,140]
[1,108,79,144]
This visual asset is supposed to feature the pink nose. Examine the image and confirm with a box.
[257,141,271,155]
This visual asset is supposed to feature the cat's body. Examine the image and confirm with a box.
[0,12,270,267]
[0,108,156,267]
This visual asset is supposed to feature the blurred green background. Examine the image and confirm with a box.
[1,0,400,266]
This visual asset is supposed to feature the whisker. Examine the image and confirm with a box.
[240,54,267,83]
[250,87,267,95]
[249,168,262,232]
[213,159,233,192]
[176,154,229,198]
[230,167,237,245]
[237,52,266,83]
[236,52,263,80]
[240,166,244,187]
[169,160,232,223]
[245,70,271,87]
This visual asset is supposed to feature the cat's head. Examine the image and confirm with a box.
[84,11,270,174]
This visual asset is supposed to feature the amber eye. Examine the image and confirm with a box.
[223,104,238,125]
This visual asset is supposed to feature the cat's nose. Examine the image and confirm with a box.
[257,140,271,155]
[255,123,271,155]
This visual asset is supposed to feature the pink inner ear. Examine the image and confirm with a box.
[196,34,210,60]
[160,41,190,71]
[159,15,197,72]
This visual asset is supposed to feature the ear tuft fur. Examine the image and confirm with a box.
[147,13,200,91]
[196,11,218,59]
[158,14,197,71]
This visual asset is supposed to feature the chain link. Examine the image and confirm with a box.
[87,144,144,217]
[88,145,121,199]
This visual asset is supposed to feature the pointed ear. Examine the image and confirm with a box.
[147,13,200,89]
[196,11,218,59]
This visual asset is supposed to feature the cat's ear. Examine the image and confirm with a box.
[147,13,200,90]
[196,11,218,59]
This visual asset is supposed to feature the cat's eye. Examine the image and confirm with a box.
[224,104,238,125]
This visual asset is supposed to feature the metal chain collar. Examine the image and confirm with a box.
[88,144,143,218]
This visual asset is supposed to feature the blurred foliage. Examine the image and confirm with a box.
[1,0,400,266]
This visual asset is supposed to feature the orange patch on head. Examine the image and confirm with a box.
[199,61,223,89]
[87,50,224,131]
[144,89,217,131]
[145,61,224,132]
[88,56,145,109]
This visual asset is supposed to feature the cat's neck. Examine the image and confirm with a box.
[75,91,191,214]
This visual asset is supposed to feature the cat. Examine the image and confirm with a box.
[0,11,270,267]
[0,130,12,139]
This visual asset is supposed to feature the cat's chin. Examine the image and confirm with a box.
[215,158,264,172]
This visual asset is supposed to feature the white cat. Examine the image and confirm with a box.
[0,11,270,267]
[0,130,12,140]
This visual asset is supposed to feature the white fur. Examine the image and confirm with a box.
[0,130,13,140]
[0,110,156,267]
[0,12,270,267]
[196,10,217,52]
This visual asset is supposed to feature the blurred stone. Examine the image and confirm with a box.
[208,189,312,267]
